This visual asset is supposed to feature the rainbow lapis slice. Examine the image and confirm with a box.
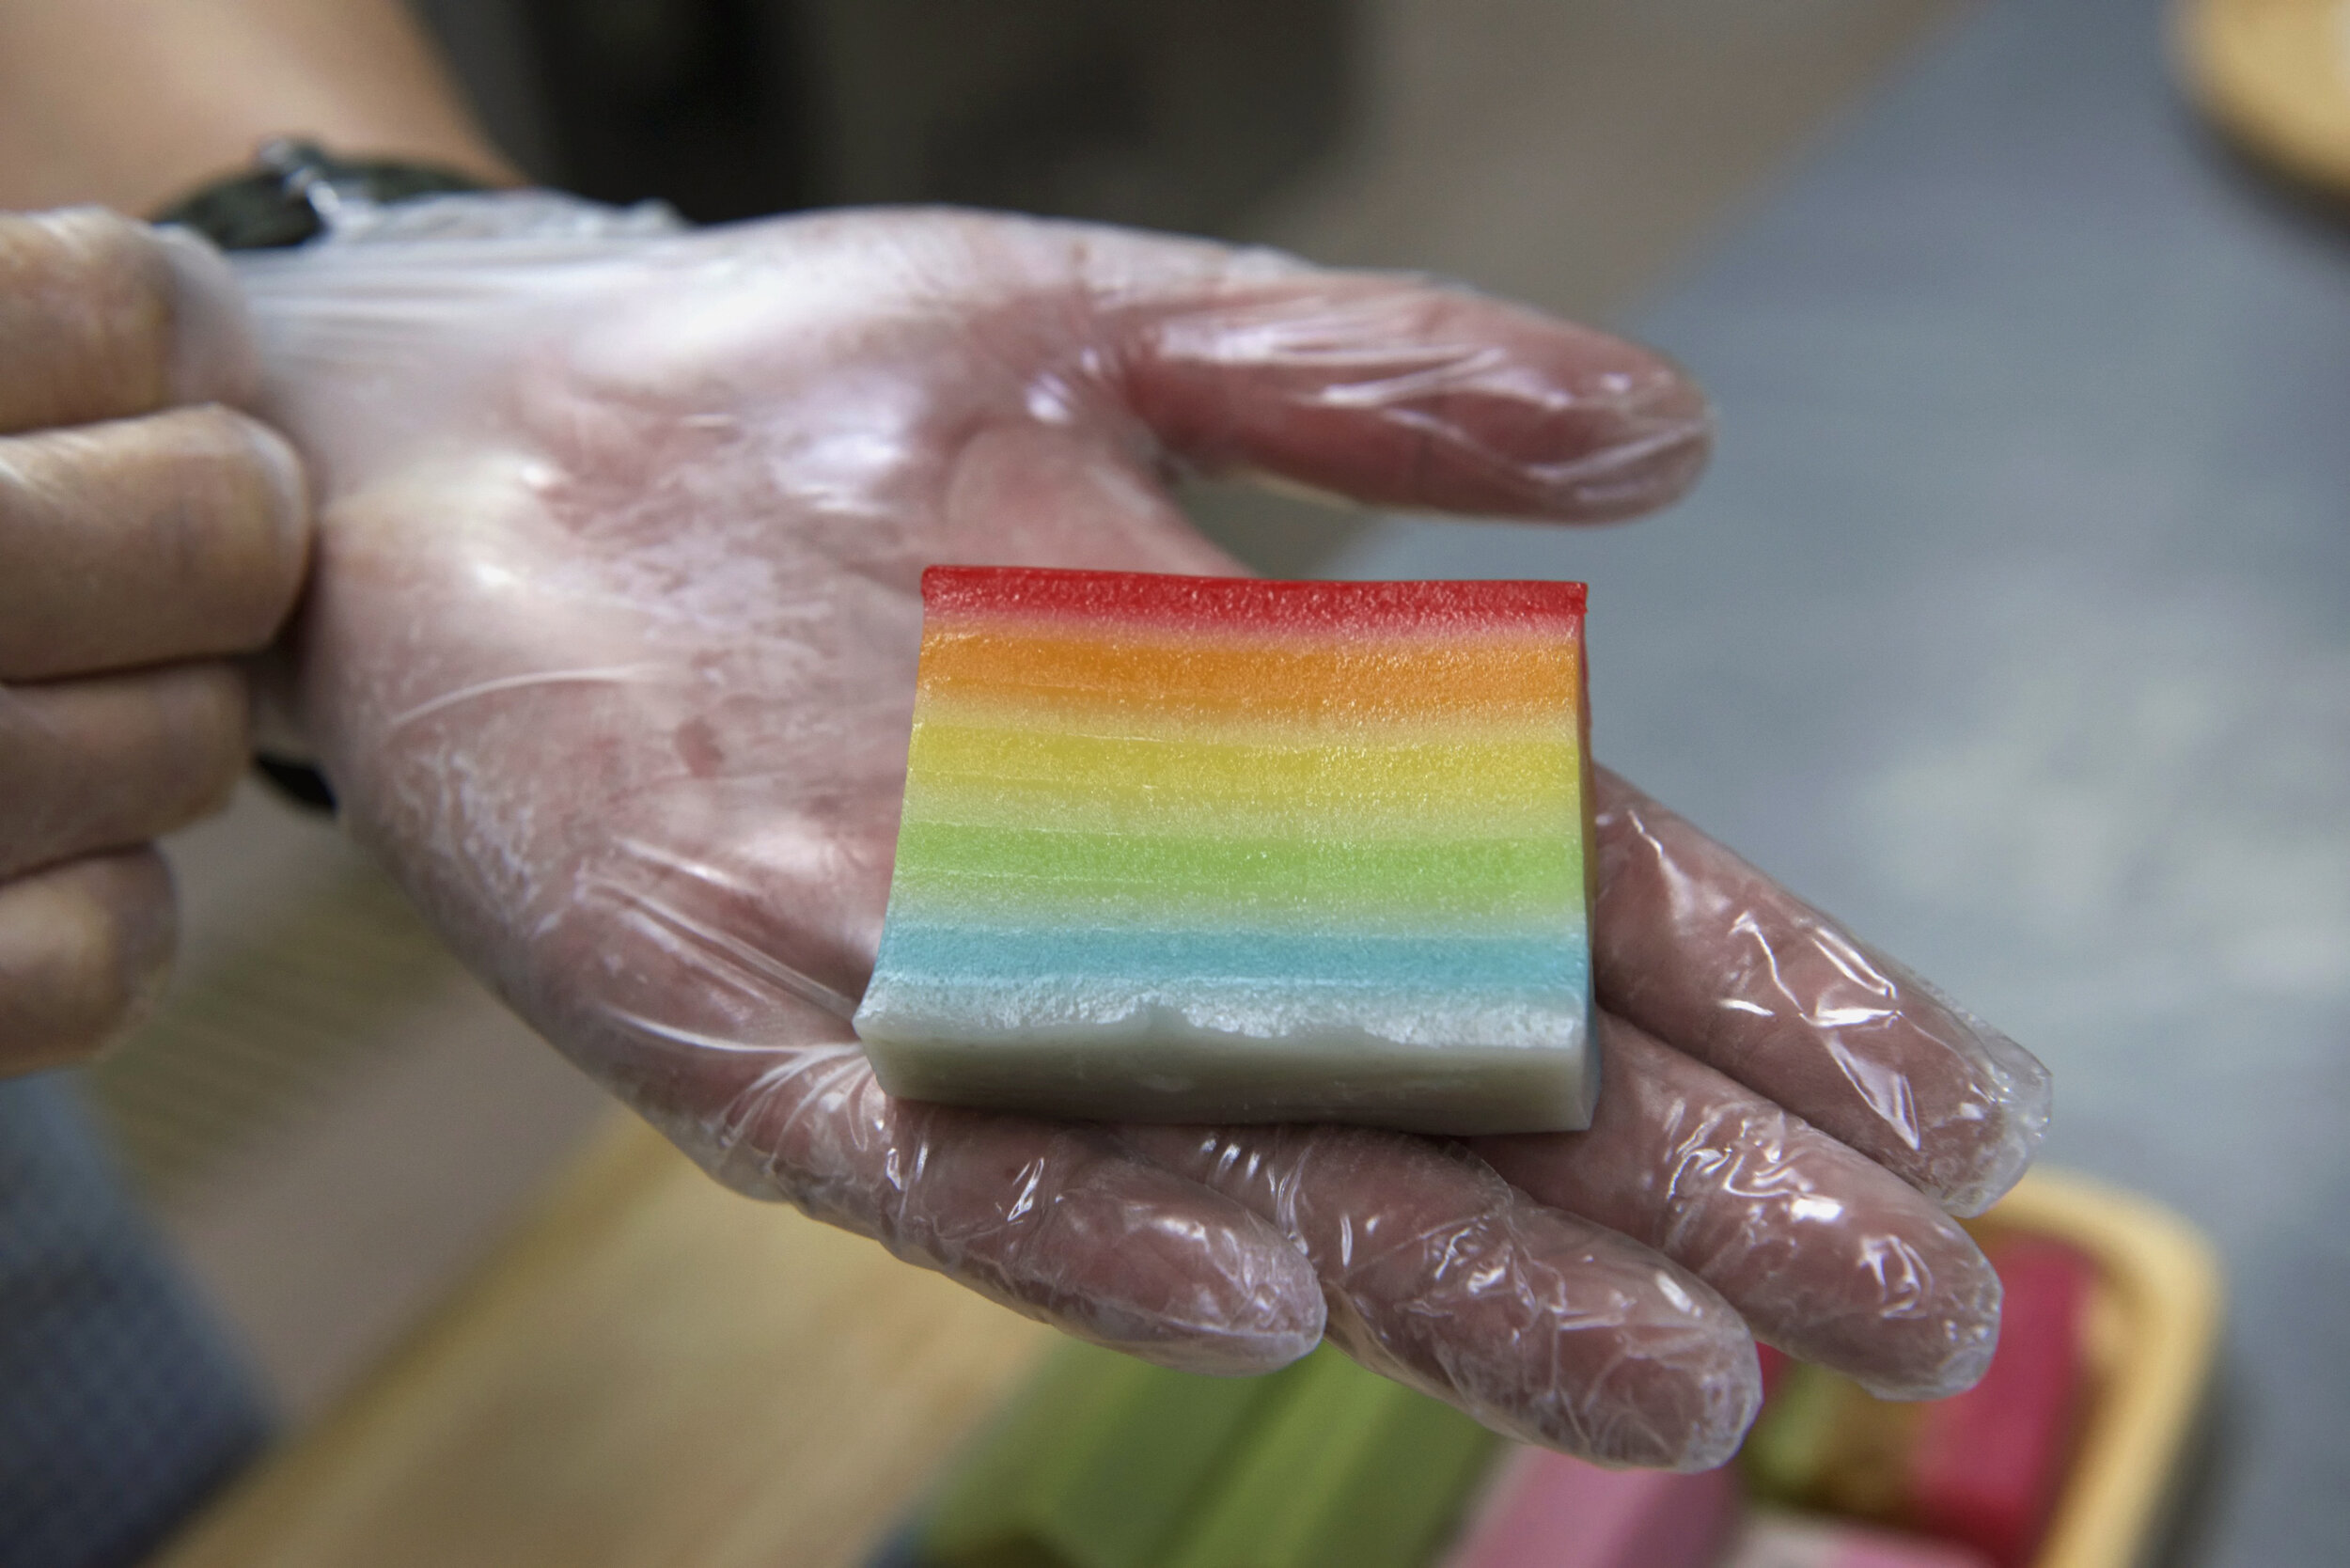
[852,568,1598,1135]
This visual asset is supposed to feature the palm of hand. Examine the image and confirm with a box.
[242,206,2047,1469]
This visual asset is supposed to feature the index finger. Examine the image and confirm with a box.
[1590,769,2052,1216]
[0,209,257,433]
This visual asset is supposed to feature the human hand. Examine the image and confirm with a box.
[236,200,2047,1469]
[0,210,308,1075]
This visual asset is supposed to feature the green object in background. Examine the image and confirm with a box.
[918,1340,1299,1568]
[1158,1348,1499,1568]
[1738,1357,1922,1524]
[1740,1360,1842,1506]
[914,1342,1501,1568]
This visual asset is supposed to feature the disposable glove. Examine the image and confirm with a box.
[236,196,2048,1469]
[0,210,307,1074]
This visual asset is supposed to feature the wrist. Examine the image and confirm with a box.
[154,138,509,818]
[0,0,518,212]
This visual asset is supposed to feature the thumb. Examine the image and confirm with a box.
[1109,258,1709,521]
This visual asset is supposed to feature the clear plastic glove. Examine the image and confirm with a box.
[236,196,2049,1470]
[0,210,308,1074]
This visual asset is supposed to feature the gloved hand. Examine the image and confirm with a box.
[236,197,2049,1470]
[0,210,308,1074]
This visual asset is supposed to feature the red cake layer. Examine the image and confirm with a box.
[920,567,1586,637]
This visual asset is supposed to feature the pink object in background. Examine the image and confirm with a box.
[1906,1239,2099,1566]
[1438,1445,1738,1568]
[1722,1513,1995,1568]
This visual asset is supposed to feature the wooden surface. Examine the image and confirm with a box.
[2176,0,2350,193]
[156,1115,1055,1568]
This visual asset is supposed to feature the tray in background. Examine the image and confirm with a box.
[1956,1169,2222,1568]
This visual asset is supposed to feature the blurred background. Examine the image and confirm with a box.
[61,1,2347,1564]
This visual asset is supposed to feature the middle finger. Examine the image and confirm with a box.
[0,664,250,880]
[1590,767,2051,1215]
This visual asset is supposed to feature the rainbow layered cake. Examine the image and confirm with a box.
[852,567,1599,1135]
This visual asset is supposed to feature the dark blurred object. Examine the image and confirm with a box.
[0,1077,270,1568]
[518,0,800,219]
[501,0,1354,228]
[155,137,493,250]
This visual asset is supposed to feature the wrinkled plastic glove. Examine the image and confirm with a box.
[235,196,2050,1470]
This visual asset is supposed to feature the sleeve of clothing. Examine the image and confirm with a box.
[0,1075,270,1568]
